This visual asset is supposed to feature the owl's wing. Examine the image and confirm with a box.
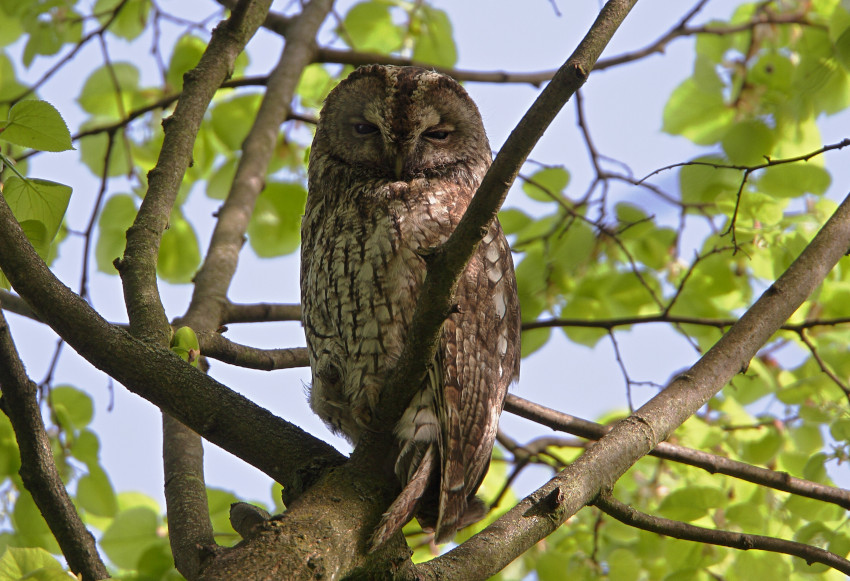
[434,221,520,542]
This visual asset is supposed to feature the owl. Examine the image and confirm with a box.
[300,65,520,549]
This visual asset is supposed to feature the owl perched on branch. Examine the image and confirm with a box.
[300,65,520,549]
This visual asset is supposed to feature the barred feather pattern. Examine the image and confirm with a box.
[300,65,520,550]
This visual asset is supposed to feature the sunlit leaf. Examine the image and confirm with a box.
[0,100,73,152]
[522,167,569,203]
[411,5,457,67]
[100,506,160,569]
[247,181,308,257]
[342,1,403,53]
[95,0,150,41]
[0,547,67,581]
[49,385,94,430]
[3,176,72,256]
[95,194,138,274]
[77,465,118,517]
[157,209,201,284]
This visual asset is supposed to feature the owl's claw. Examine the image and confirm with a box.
[353,404,379,433]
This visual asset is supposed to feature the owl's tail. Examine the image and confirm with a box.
[368,442,438,551]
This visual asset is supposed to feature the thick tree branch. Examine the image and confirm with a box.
[504,394,850,510]
[594,491,850,575]
[421,189,850,577]
[163,0,330,571]
[117,0,272,343]
[0,312,110,581]
[0,194,345,497]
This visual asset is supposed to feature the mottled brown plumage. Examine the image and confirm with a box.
[300,65,520,549]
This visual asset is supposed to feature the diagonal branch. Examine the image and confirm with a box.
[163,2,332,575]
[425,189,850,577]
[0,311,110,581]
[0,193,345,497]
[372,0,641,433]
[116,0,273,344]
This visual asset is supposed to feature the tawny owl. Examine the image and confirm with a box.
[300,65,520,549]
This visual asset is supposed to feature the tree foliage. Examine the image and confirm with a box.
[0,0,848,579]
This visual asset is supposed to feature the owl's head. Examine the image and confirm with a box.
[310,65,490,182]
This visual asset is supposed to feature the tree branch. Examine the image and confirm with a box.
[504,394,850,510]
[0,311,110,581]
[116,0,273,343]
[222,301,302,324]
[0,290,40,322]
[421,186,850,577]
[197,331,308,370]
[594,490,850,575]
[372,0,640,437]
[0,193,345,501]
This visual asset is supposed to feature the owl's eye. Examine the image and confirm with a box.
[353,123,379,135]
[423,129,450,140]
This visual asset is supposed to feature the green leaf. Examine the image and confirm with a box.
[498,208,532,235]
[0,414,20,479]
[0,547,66,581]
[247,182,308,257]
[522,167,569,202]
[76,465,118,517]
[79,129,132,177]
[411,6,457,67]
[22,11,83,67]
[721,120,774,165]
[135,541,176,579]
[3,176,72,256]
[678,157,741,207]
[99,506,160,569]
[730,549,790,580]
[209,94,262,151]
[69,429,100,468]
[157,210,201,284]
[12,492,60,554]
[50,385,93,430]
[657,486,725,521]
[77,62,140,118]
[830,417,850,442]
[663,78,735,144]
[296,64,334,110]
[758,163,831,198]
[170,326,201,368]
[521,327,551,358]
[739,428,782,465]
[166,34,206,92]
[95,194,137,274]
[95,0,150,41]
[0,5,23,48]
[0,100,73,152]
[607,548,641,581]
[342,2,403,53]
[207,156,238,200]
[207,488,240,541]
